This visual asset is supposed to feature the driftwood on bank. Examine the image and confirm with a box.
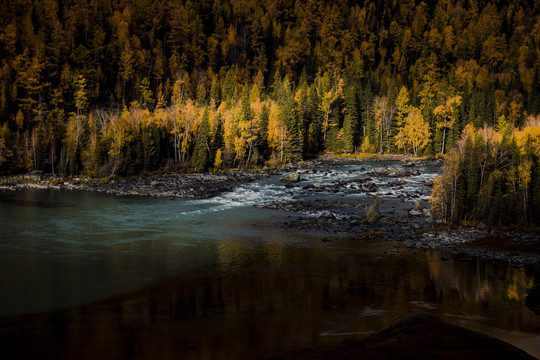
[398,177,430,185]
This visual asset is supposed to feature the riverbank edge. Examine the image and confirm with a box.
[2,155,538,270]
[0,154,428,198]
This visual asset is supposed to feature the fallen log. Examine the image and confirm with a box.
[398,178,430,185]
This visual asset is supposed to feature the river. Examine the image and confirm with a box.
[0,161,539,359]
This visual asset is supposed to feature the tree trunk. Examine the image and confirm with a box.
[441,128,446,155]
[173,118,178,165]
[280,137,284,163]
[323,112,329,141]
[379,122,383,154]
[32,130,36,169]
[246,140,254,167]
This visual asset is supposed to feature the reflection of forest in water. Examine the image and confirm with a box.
[1,239,537,360]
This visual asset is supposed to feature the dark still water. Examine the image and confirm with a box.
[0,162,539,359]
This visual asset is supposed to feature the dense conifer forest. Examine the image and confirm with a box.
[0,0,539,189]
[431,118,540,226]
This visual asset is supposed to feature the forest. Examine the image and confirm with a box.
[0,0,539,179]
[431,116,540,227]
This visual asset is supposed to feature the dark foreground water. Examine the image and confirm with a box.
[0,162,539,359]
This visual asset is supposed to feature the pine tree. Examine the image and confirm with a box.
[210,77,220,105]
[279,80,302,162]
[241,83,252,123]
[64,74,88,176]
[361,79,375,149]
[0,123,13,172]
[191,109,211,172]
[222,69,236,104]
[394,86,410,153]
[343,85,358,153]
[140,122,157,172]
[257,103,270,160]
[196,82,207,106]
[139,77,154,109]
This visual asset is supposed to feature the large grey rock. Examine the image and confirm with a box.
[281,172,301,183]
[318,210,336,220]
[22,170,43,181]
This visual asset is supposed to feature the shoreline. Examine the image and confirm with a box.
[0,154,431,198]
[0,170,267,199]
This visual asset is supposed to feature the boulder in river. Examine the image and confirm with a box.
[281,172,301,183]
[318,210,336,220]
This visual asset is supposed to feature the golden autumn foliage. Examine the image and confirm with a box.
[434,95,462,155]
[0,1,539,175]
[401,108,431,156]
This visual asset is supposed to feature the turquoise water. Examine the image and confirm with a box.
[0,187,289,316]
[0,162,539,359]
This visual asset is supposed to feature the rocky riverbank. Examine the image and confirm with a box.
[0,155,433,199]
[262,159,540,270]
[0,171,265,199]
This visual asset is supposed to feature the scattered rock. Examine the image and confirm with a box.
[1,172,264,199]
[281,172,301,183]
[319,210,336,220]
[22,170,43,181]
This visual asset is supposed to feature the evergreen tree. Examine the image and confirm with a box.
[139,77,154,109]
[191,109,211,172]
[278,80,302,162]
[196,82,207,106]
[394,86,410,153]
[257,103,270,160]
[304,86,323,155]
[222,69,236,104]
[210,77,220,105]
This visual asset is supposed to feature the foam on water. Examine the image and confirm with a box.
[178,161,440,215]
[178,179,290,215]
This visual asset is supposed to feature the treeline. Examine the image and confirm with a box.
[431,116,540,227]
[1,0,540,175]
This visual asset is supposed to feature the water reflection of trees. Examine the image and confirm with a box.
[424,250,536,329]
[1,243,537,360]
